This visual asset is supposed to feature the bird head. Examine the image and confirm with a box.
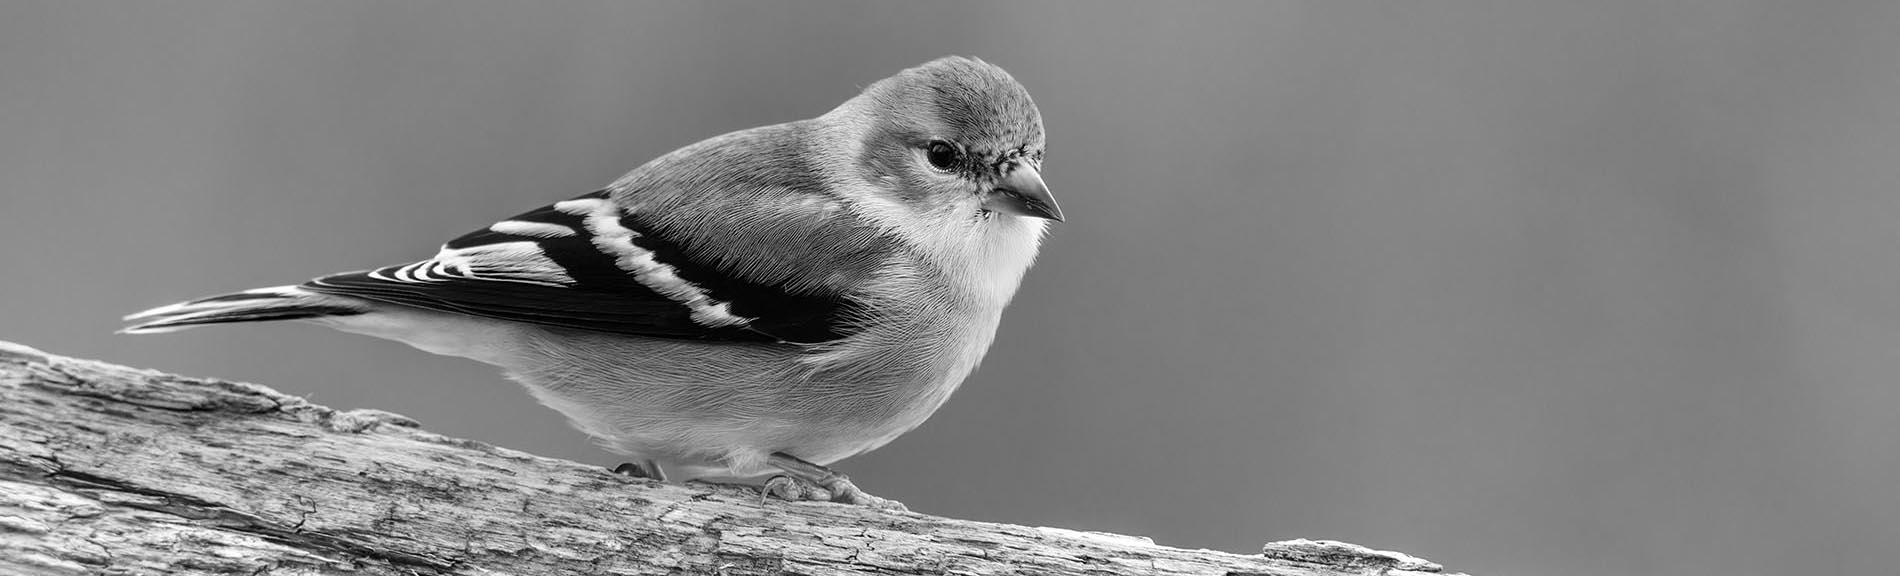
[838,56,1063,224]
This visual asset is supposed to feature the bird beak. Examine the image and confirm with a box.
[984,167,1065,222]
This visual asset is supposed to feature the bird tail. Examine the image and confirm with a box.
[121,285,368,334]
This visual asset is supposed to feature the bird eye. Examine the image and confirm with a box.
[925,141,961,171]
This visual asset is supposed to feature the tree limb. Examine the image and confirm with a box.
[0,340,1464,575]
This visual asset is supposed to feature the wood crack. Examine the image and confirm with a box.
[36,466,462,573]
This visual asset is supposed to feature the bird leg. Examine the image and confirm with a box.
[764,452,907,511]
[610,459,666,482]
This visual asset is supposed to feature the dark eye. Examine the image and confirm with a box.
[925,141,960,171]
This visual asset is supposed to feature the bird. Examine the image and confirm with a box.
[121,56,1062,510]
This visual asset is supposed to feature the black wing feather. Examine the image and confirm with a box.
[303,190,855,343]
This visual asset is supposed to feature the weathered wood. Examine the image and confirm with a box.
[0,340,1464,575]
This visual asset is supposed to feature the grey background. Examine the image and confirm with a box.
[4,2,1896,574]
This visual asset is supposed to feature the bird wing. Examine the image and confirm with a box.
[302,189,876,344]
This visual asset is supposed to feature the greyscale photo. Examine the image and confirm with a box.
[2,3,1893,575]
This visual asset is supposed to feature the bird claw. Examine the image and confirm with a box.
[760,474,907,511]
[610,460,666,482]
[763,475,830,502]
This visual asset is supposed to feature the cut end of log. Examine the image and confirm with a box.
[1261,538,1458,576]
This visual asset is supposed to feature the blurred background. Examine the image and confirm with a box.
[4,2,1897,574]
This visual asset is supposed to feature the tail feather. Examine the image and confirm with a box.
[121,285,366,334]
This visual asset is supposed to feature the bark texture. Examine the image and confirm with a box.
[0,340,1464,575]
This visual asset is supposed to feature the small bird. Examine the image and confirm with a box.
[122,56,1061,510]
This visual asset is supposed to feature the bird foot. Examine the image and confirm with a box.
[761,474,907,511]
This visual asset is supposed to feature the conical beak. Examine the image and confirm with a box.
[983,166,1064,222]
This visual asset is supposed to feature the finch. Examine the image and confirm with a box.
[123,56,1061,509]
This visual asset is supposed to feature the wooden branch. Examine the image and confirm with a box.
[0,340,1464,576]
